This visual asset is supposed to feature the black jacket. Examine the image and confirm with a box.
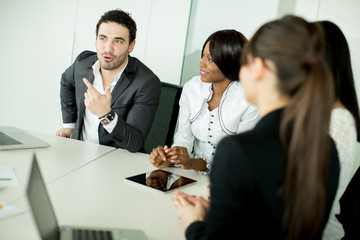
[186,108,340,239]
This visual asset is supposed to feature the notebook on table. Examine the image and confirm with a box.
[0,126,50,150]
[26,154,147,240]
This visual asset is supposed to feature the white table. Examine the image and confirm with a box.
[0,191,41,239]
[48,149,209,240]
[0,152,34,203]
[29,131,116,184]
[0,131,209,240]
[0,131,115,203]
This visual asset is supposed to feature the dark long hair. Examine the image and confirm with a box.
[242,15,335,239]
[320,20,360,142]
[202,30,248,81]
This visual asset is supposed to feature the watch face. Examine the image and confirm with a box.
[99,111,115,125]
[100,118,111,125]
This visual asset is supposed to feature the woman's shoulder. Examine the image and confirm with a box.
[182,76,212,99]
[213,129,283,178]
[218,129,269,154]
[214,134,253,167]
[223,81,247,104]
[330,107,358,170]
[228,80,245,93]
[330,108,357,137]
[331,108,356,124]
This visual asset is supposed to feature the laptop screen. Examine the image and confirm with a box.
[27,155,59,240]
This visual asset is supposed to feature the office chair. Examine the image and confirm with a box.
[338,143,360,240]
[143,82,182,154]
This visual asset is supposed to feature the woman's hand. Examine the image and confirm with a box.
[149,145,172,169]
[165,146,192,169]
[173,191,209,227]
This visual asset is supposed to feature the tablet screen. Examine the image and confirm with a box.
[125,170,197,193]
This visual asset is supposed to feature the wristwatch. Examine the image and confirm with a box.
[99,110,115,125]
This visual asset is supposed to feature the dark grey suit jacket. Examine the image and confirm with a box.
[60,51,161,152]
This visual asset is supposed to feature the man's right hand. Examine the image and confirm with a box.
[56,128,74,138]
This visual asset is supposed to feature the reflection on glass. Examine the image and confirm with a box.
[126,170,196,193]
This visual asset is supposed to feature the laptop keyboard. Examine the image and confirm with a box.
[0,131,22,145]
[72,229,113,240]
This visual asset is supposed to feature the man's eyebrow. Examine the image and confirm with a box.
[114,36,126,42]
[98,34,126,42]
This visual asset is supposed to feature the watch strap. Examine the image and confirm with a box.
[99,110,115,125]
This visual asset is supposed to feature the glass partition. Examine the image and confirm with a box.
[179,0,302,86]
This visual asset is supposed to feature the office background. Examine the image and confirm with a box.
[0,0,359,136]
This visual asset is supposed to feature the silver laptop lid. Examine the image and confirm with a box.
[0,126,50,150]
[26,154,147,240]
[26,154,59,240]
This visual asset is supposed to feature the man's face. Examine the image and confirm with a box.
[95,22,135,71]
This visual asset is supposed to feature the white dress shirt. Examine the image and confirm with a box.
[63,60,128,144]
[172,76,259,174]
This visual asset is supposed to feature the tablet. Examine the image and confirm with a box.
[125,170,197,193]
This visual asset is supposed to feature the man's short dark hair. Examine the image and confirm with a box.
[96,9,137,43]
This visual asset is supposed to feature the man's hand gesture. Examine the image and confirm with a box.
[82,78,112,117]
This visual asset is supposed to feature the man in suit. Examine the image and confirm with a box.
[56,9,161,152]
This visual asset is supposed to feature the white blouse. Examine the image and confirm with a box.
[323,108,359,239]
[172,76,259,174]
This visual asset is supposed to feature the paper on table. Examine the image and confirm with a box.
[0,165,20,188]
[0,203,24,221]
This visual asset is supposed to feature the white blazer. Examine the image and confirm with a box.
[172,76,259,174]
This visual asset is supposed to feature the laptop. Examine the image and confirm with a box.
[26,154,147,240]
[0,126,50,150]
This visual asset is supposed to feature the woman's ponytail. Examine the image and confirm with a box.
[280,54,335,239]
[243,16,336,240]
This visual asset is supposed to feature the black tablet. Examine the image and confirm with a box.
[125,170,197,193]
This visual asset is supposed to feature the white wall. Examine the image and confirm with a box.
[0,0,76,134]
[0,0,191,135]
[71,0,154,61]
[71,0,191,85]
[295,0,360,107]
[0,0,359,135]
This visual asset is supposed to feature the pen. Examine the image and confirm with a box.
[0,178,12,181]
